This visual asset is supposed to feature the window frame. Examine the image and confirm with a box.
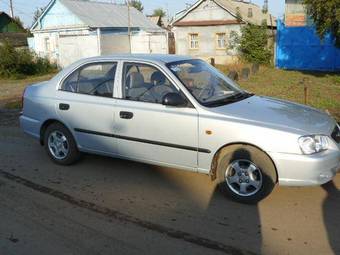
[215,32,227,50]
[188,33,199,50]
[120,61,193,107]
[59,61,118,99]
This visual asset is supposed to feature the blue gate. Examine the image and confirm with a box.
[276,20,340,72]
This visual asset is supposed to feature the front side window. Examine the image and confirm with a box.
[216,33,226,49]
[167,59,252,107]
[123,63,179,104]
[189,33,199,49]
[61,62,117,98]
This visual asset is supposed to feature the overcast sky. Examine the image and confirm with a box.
[0,0,285,28]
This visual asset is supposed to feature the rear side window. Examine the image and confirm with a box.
[61,62,117,98]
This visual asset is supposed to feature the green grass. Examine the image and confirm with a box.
[4,100,21,109]
[217,65,340,121]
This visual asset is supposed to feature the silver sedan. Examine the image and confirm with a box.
[20,54,340,203]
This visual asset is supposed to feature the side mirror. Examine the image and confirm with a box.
[162,93,187,107]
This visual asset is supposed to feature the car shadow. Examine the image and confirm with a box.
[75,150,263,254]
[322,181,340,255]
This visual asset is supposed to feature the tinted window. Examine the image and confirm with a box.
[123,63,178,104]
[61,62,117,98]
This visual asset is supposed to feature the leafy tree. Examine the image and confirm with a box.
[303,0,340,47]
[230,23,272,64]
[129,0,144,12]
[0,41,57,78]
[152,8,166,18]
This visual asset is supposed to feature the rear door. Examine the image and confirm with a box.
[56,61,119,155]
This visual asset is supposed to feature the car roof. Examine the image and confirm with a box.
[80,54,193,64]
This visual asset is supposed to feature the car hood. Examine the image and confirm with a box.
[210,96,336,135]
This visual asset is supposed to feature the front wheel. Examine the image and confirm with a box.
[44,123,80,165]
[216,145,277,204]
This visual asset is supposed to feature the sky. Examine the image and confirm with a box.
[0,0,285,28]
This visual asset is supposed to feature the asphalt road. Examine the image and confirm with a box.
[0,109,339,255]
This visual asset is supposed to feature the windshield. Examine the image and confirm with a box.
[167,59,251,107]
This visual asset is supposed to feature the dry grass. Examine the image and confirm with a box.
[217,65,340,121]
[0,73,56,107]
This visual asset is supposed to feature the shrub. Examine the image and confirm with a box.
[229,23,272,65]
[0,40,57,78]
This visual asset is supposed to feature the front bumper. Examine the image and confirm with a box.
[269,149,340,186]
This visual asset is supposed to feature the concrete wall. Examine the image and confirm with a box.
[31,29,92,67]
[58,34,99,67]
[100,34,130,55]
[131,32,168,54]
[31,29,168,67]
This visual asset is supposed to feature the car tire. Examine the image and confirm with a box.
[44,122,80,165]
[216,144,277,204]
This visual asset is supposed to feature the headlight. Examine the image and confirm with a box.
[298,135,329,154]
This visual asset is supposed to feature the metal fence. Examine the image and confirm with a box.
[276,20,340,72]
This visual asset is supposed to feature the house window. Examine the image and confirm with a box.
[44,37,51,52]
[248,8,253,18]
[189,33,199,49]
[216,33,226,49]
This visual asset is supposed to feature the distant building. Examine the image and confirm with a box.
[171,0,276,65]
[276,0,340,71]
[0,12,28,47]
[29,0,168,67]
[147,15,169,30]
[284,0,313,27]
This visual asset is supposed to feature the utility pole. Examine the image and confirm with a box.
[9,0,14,18]
[126,0,131,53]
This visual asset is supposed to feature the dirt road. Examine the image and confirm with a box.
[0,109,339,255]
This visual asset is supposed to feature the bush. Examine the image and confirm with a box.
[0,40,57,78]
[229,23,272,65]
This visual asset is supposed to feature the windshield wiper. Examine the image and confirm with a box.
[203,92,254,107]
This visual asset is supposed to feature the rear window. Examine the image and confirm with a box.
[61,62,117,98]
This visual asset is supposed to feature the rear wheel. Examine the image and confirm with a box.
[44,123,80,165]
[216,145,277,204]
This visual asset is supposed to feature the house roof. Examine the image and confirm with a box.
[148,16,162,25]
[215,0,276,26]
[32,0,163,31]
[172,0,276,27]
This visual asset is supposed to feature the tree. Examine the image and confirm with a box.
[33,7,44,24]
[230,23,272,64]
[303,0,340,47]
[152,8,166,18]
[129,0,144,12]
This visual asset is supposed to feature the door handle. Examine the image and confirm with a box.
[120,111,133,119]
[59,103,70,111]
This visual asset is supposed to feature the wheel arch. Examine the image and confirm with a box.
[40,119,69,145]
[210,142,278,183]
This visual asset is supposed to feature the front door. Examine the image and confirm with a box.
[114,62,199,169]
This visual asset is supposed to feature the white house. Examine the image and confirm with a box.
[29,0,168,67]
[171,0,276,64]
